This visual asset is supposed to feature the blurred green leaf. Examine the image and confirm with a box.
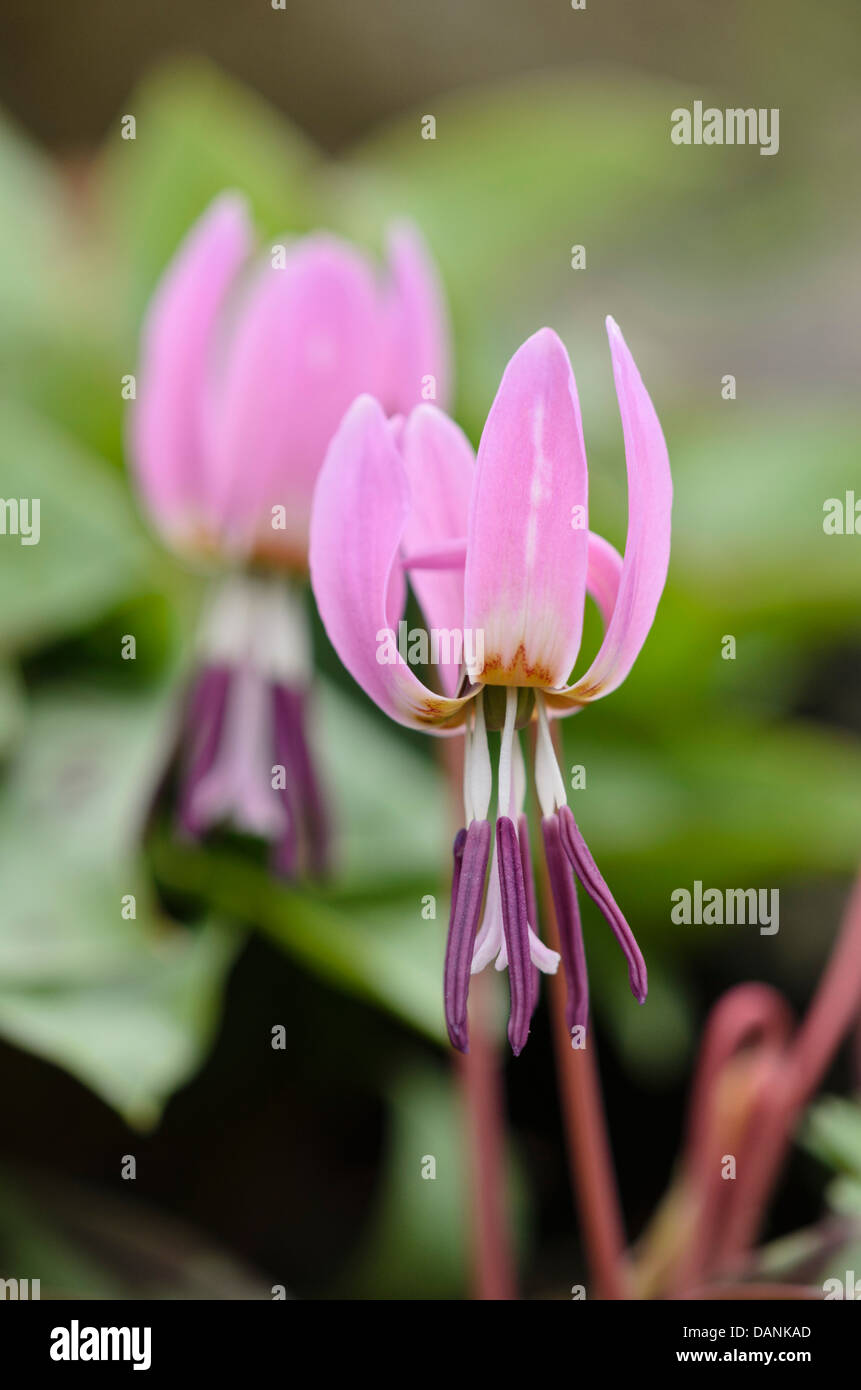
[101,59,325,313]
[0,662,24,755]
[825,1177,861,1219]
[0,686,239,1126]
[342,1062,468,1298]
[670,407,861,621]
[595,950,695,1084]
[0,106,130,461]
[0,1168,266,1298]
[0,403,152,654]
[152,837,447,1045]
[314,678,449,890]
[561,714,861,909]
[0,106,65,316]
[800,1096,861,1178]
[342,73,738,432]
[150,677,451,1042]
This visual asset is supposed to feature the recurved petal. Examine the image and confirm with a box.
[309,395,473,732]
[551,317,671,706]
[543,531,623,716]
[464,328,589,689]
[129,193,252,547]
[585,531,623,631]
[400,405,474,695]
[210,234,384,561]
[383,220,451,414]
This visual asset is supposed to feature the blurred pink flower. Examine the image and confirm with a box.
[128,193,451,875]
[130,193,450,569]
[310,322,671,1051]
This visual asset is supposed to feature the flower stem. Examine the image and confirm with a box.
[455,973,517,1300]
[542,871,634,1299]
[439,738,517,1300]
[713,870,861,1269]
[536,722,632,1298]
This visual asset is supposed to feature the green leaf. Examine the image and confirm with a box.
[341,1063,469,1298]
[0,106,130,461]
[560,715,861,913]
[825,1176,861,1218]
[0,402,151,653]
[0,1167,267,1298]
[152,837,447,1046]
[0,106,64,318]
[0,924,236,1131]
[0,685,239,1126]
[150,677,452,1042]
[0,662,25,755]
[342,72,735,432]
[799,1096,861,1179]
[670,407,861,620]
[101,59,324,314]
[314,678,449,890]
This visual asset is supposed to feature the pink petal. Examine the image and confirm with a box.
[464,328,589,688]
[399,405,474,695]
[382,220,451,414]
[129,193,252,547]
[210,234,384,563]
[552,317,672,705]
[309,396,473,732]
[585,531,623,630]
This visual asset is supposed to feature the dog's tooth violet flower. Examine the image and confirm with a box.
[129,193,450,875]
[310,321,671,1051]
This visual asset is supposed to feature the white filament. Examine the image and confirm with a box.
[512,730,527,818]
[468,690,492,821]
[535,693,567,816]
[259,576,312,685]
[199,573,311,687]
[497,687,517,820]
[462,703,475,825]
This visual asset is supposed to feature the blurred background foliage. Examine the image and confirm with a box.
[0,0,859,1298]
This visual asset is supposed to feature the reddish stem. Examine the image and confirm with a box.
[709,872,861,1273]
[439,739,518,1300]
[542,863,633,1299]
[455,974,517,1300]
[670,985,794,1292]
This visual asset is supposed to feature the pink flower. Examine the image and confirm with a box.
[128,194,450,875]
[130,193,450,569]
[310,322,672,1052]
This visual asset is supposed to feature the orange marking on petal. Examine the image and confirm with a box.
[477,644,555,688]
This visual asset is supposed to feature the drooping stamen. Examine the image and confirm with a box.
[518,813,541,1018]
[272,684,330,877]
[176,664,232,837]
[471,838,502,972]
[190,659,287,838]
[450,826,467,905]
[270,685,302,877]
[444,819,492,1052]
[496,814,533,1055]
[185,572,291,841]
[542,813,589,1034]
[557,804,647,1004]
[510,726,539,1014]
